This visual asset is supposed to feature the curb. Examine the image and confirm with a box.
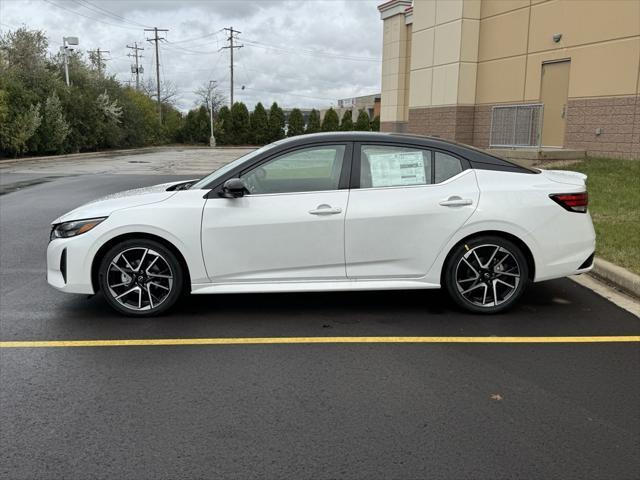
[589,258,640,300]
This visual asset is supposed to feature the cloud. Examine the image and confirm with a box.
[1,0,382,112]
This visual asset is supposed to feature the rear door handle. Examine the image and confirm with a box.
[439,196,473,207]
[309,204,342,215]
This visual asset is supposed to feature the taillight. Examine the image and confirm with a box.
[549,192,588,213]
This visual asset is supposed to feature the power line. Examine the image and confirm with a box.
[71,0,151,28]
[243,39,381,63]
[42,0,141,31]
[165,29,223,45]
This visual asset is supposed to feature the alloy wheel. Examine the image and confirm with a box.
[454,244,521,308]
[106,247,174,311]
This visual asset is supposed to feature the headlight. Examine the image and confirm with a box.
[50,217,106,241]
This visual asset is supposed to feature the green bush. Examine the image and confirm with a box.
[268,102,285,142]
[321,108,339,132]
[306,109,321,134]
[340,110,353,131]
[287,108,305,137]
[354,109,371,131]
[250,102,269,145]
[0,26,183,158]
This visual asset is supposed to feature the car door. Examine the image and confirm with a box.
[201,143,352,283]
[345,143,479,279]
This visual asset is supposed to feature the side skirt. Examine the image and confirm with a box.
[190,279,441,295]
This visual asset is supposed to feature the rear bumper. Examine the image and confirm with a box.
[530,212,596,282]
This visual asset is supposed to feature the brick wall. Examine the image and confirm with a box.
[380,121,408,133]
[565,95,640,160]
[407,106,475,143]
[472,105,491,148]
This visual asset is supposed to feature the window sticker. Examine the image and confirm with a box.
[368,151,426,187]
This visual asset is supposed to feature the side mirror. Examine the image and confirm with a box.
[221,178,248,198]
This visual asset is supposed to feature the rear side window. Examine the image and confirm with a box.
[360,145,432,188]
[434,152,463,183]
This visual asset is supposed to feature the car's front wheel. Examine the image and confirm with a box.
[98,239,183,316]
[444,236,529,314]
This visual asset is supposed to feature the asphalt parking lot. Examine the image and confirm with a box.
[1,152,639,479]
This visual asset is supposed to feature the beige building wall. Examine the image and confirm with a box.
[378,0,640,159]
[379,0,413,131]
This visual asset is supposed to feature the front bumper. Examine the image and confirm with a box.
[47,236,96,294]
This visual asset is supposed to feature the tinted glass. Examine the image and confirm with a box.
[434,152,463,183]
[240,145,345,195]
[360,145,432,188]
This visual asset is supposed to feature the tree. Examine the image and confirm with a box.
[0,103,41,155]
[354,109,371,131]
[0,27,48,73]
[321,107,339,132]
[371,115,380,132]
[340,110,353,131]
[181,106,210,144]
[306,109,320,134]
[287,108,305,137]
[215,105,231,145]
[230,102,250,145]
[40,93,70,153]
[268,102,285,142]
[193,80,226,114]
[142,78,179,105]
[250,102,269,145]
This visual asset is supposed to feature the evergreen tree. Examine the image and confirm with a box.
[40,93,70,153]
[371,115,381,132]
[215,105,231,145]
[230,102,250,145]
[268,102,285,142]
[354,109,371,131]
[340,110,354,131]
[321,107,339,132]
[305,109,321,134]
[250,102,269,145]
[287,108,305,137]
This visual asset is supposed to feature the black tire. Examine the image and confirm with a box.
[444,235,529,314]
[98,239,184,317]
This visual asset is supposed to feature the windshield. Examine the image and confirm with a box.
[189,144,274,190]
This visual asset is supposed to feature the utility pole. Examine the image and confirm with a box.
[88,48,110,77]
[209,80,216,147]
[126,42,144,90]
[61,36,79,86]
[221,27,243,106]
[145,27,169,123]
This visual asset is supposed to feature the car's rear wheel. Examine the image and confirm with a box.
[444,236,529,314]
[98,239,183,316]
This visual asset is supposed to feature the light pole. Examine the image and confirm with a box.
[61,36,79,86]
[209,80,216,147]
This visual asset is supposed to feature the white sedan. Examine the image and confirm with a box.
[47,132,595,316]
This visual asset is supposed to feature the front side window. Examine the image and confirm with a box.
[240,145,346,195]
[360,145,433,188]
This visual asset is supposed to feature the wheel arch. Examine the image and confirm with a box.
[91,232,192,294]
[440,230,536,284]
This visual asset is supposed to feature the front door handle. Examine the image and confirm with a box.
[439,196,473,207]
[309,204,342,215]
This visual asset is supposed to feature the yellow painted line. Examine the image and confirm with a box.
[0,336,639,348]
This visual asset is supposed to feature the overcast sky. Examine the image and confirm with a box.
[0,0,383,111]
